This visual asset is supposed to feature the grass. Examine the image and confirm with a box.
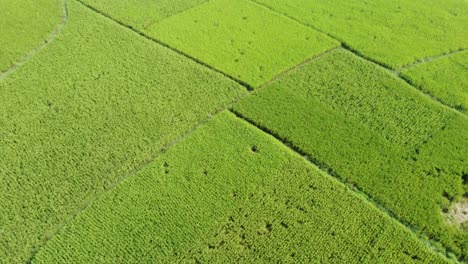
[0,0,63,73]
[401,51,468,115]
[254,0,468,69]
[145,0,339,87]
[79,0,207,30]
[232,49,468,260]
[32,112,448,263]
[0,1,245,263]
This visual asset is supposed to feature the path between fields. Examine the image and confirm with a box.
[248,0,467,118]
[28,1,457,262]
[396,48,468,73]
[0,0,68,82]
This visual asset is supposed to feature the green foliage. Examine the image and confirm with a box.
[232,49,468,260]
[0,0,62,73]
[1,0,466,262]
[146,0,339,87]
[0,1,245,263]
[79,0,207,30]
[255,0,468,69]
[401,51,468,115]
[33,112,448,263]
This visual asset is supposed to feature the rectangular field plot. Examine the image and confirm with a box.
[232,49,468,260]
[401,51,468,115]
[0,1,246,263]
[146,0,339,88]
[33,112,447,263]
[256,0,468,69]
[79,0,207,30]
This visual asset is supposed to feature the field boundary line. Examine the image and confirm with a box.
[257,46,340,89]
[246,0,393,66]
[339,46,468,120]
[74,0,254,91]
[141,0,213,30]
[229,109,453,263]
[248,0,467,118]
[396,48,467,73]
[0,0,68,82]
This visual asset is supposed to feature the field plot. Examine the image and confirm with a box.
[1,0,467,263]
[79,0,207,30]
[401,51,468,115]
[254,0,468,69]
[0,0,63,74]
[232,49,468,260]
[146,0,339,88]
[33,112,448,263]
[0,1,246,263]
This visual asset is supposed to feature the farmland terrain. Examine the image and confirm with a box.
[34,112,448,263]
[0,0,63,76]
[0,0,467,263]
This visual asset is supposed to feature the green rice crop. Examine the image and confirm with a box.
[0,0,63,73]
[79,0,207,30]
[1,0,467,262]
[146,0,339,88]
[401,51,468,115]
[254,0,468,69]
[33,112,448,263]
[232,49,468,260]
[0,1,245,263]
